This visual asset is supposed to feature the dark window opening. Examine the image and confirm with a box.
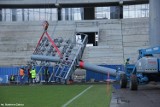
[76,32,98,47]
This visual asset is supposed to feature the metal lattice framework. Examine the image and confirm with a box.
[29,21,125,84]
[28,23,88,83]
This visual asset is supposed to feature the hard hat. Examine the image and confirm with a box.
[126,58,130,61]
[32,67,35,70]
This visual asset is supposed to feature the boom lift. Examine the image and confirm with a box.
[120,46,160,90]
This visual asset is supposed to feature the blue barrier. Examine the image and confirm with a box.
[0,75,9,83]
[0,65,124,83]
[0,66,54,83]
[0,66,20,75]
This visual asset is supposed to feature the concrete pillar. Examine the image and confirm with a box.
[22,9,25,21]
[84,7,95,20]
[110,6,122,19]
[70,8,73,20]
[27,9,29,21]
[12,9,17,21]
[65,8,69,20]
[149,0,160,47]
[0,8,2,21]
[3,9,6,21]
[80,8,84,20]
[120,5,123,19]
[57,7,62,21]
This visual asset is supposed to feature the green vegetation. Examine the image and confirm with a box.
[0,84,111,107]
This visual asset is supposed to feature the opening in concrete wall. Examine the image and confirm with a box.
[76,32,98,47]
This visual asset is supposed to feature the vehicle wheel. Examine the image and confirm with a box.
[120,74,127,88]
[129,75,138,90]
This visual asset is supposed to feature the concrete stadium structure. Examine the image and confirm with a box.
[0,0,153,66]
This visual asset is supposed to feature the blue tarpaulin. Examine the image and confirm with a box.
[0,75,8,83]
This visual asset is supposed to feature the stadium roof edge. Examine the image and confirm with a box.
[0,0,149,8]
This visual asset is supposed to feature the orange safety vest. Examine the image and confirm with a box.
[19,69,25,76]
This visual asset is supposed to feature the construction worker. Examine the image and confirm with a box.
[19,67,25,84]
[9,75,15,84]
[125,58,130,65]
[43,21,49,31]
[27,67,31,84]
[124,58,130,74]
[30,67,36,84]
[44,66,49,84]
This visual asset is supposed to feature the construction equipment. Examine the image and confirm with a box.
[120,46,160,90]
[29,22,124,84]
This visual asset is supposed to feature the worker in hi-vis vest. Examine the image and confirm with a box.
[30,67,36,84]
[19,67,25,84]
[125,58,130,65]
[10,75,15,84]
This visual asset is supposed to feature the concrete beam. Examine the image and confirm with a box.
[0,0,149,8]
